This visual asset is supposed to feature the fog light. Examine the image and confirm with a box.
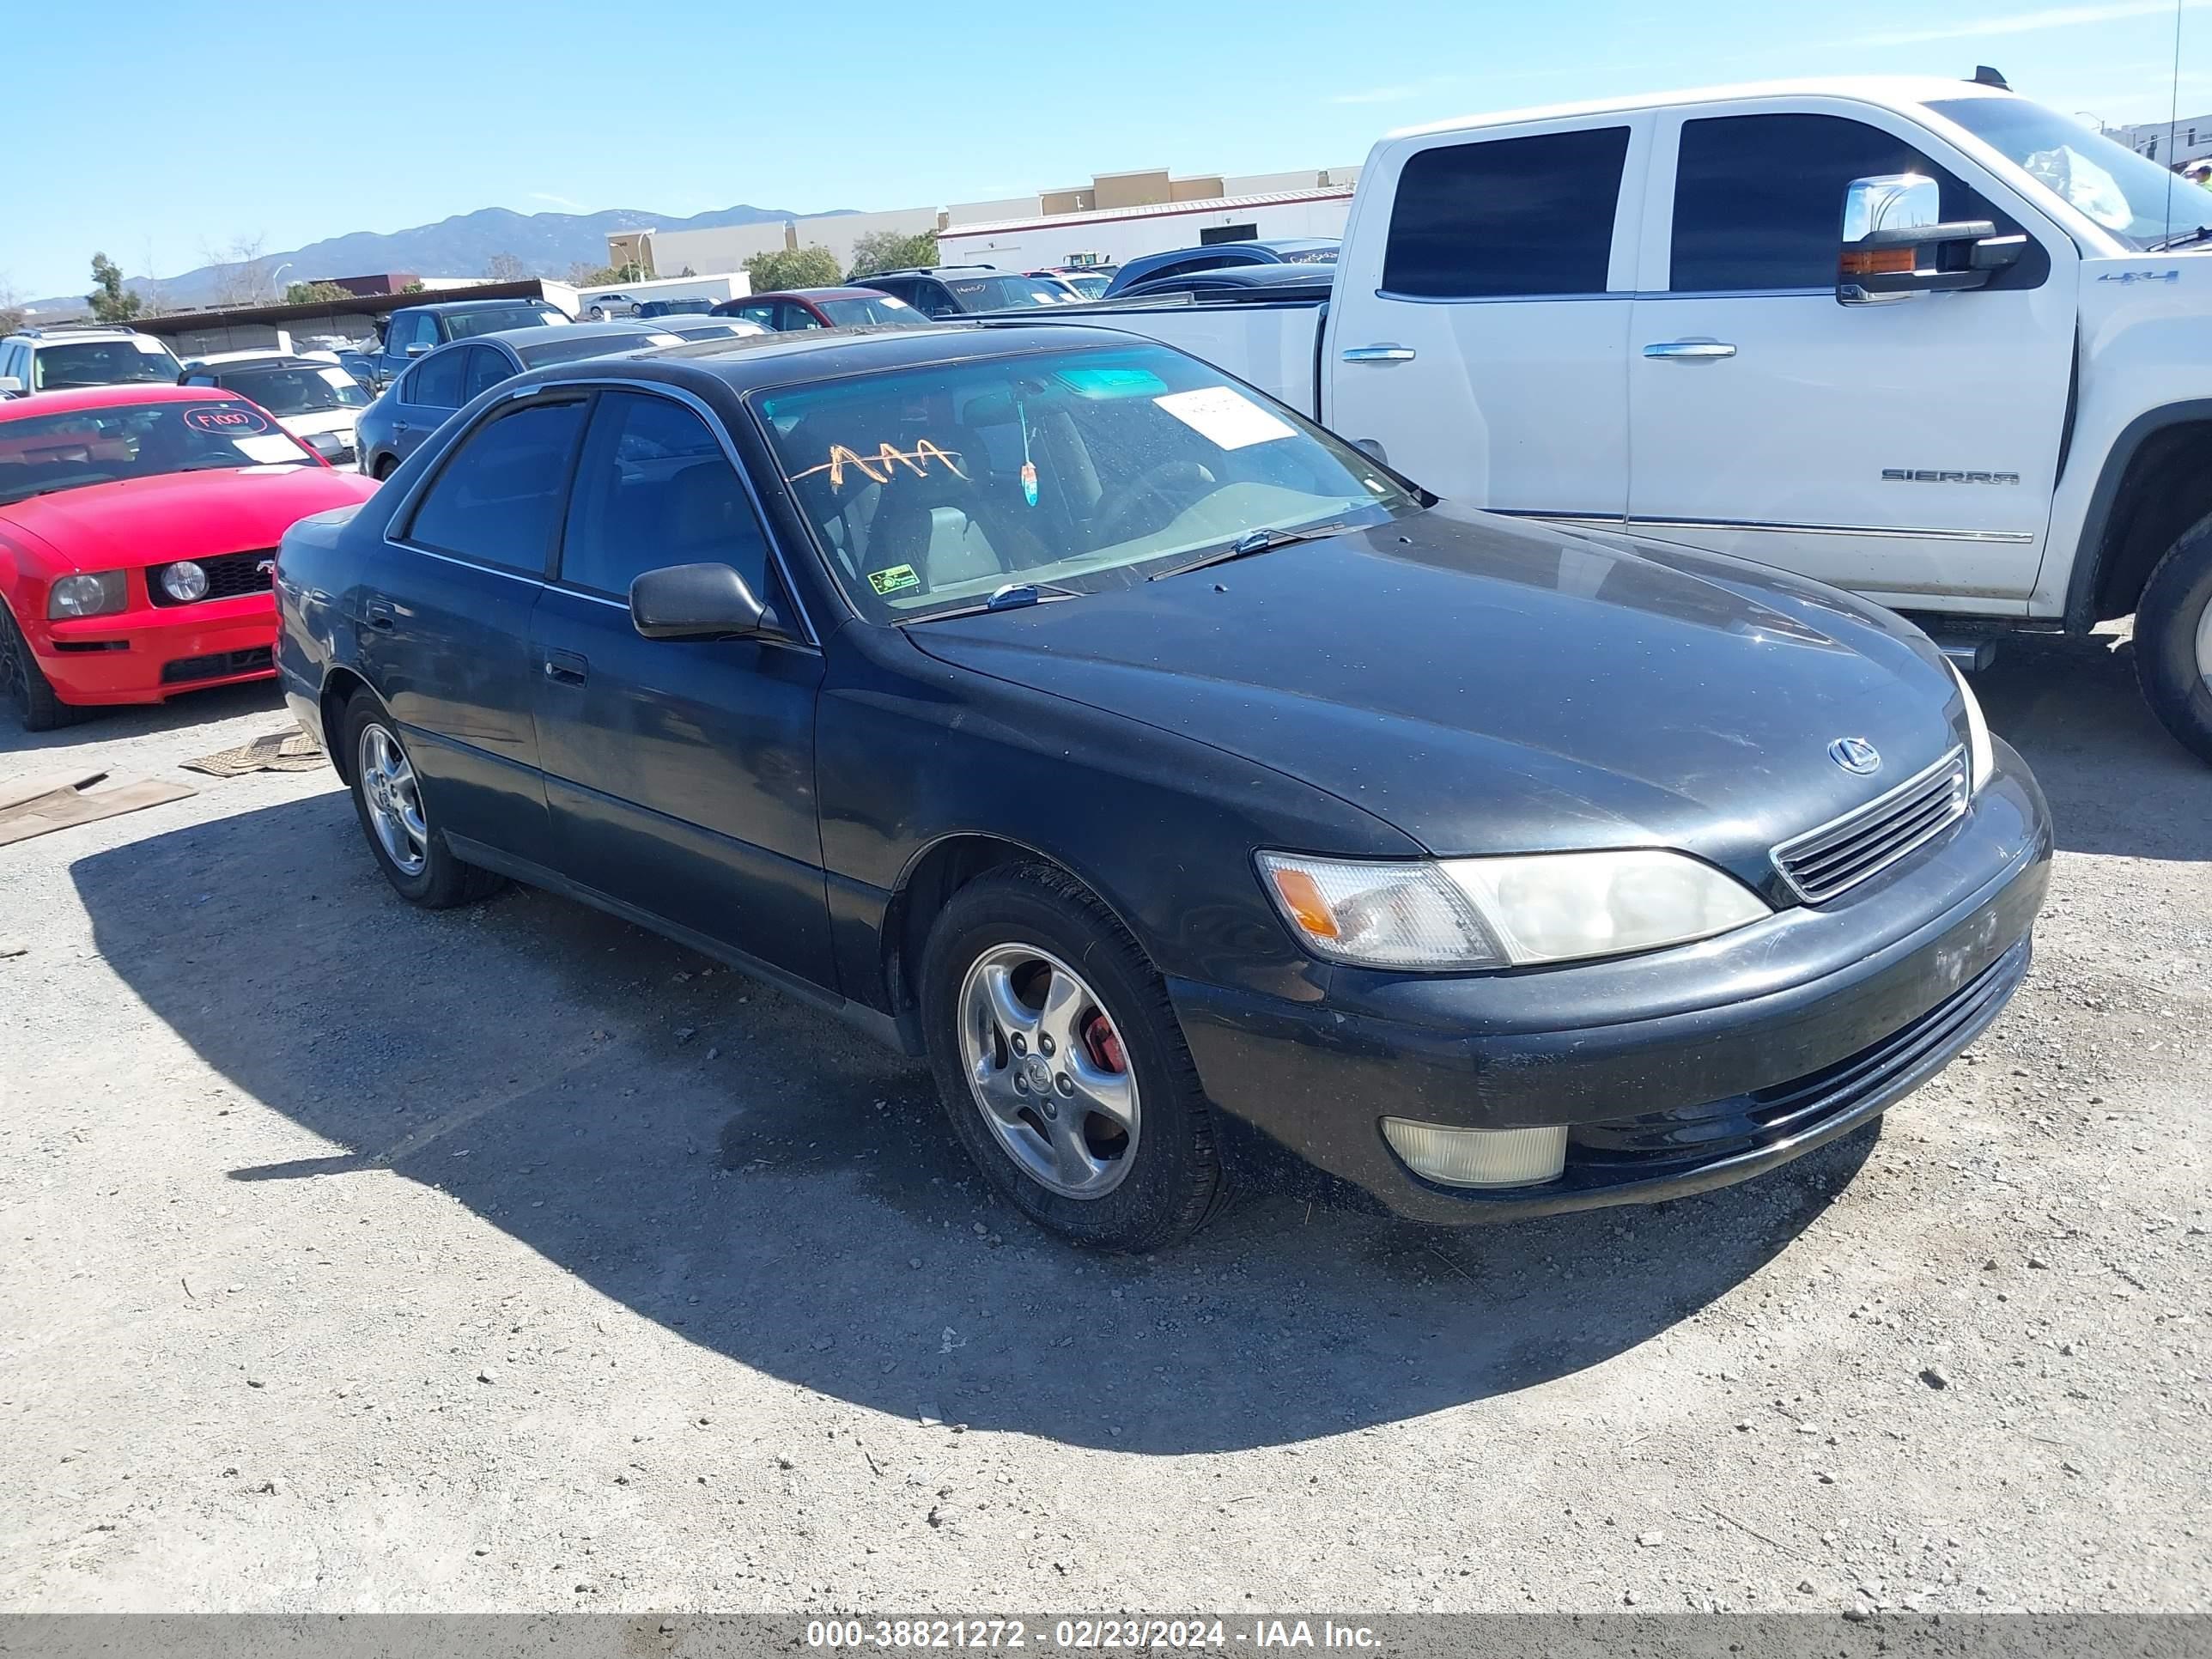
[1382,1119,1568,1188]
[161,561,209,603]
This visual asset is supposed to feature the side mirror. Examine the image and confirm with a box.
[0,376,21,396]
[405,342,430,358]
[630,562,773,641]
[1838,173,2025,306]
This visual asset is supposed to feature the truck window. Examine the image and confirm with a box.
[1669,112,2021,292]
[1382,125,1630,299]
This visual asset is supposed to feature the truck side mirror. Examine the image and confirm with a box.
[0,376,21,396]
[405,342,431,358]
[1838,173,2024,306]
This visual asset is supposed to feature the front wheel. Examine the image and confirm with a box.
[0,601,73,732]
[341,695,501,908]
[919,864,1226,1251]
[2134,513,2212,766]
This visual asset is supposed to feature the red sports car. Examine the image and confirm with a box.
[0,384,380,730]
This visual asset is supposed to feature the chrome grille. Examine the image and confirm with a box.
[1772,748,1968,903]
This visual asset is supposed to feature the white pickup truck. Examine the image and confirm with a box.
[1040,75,2212,763]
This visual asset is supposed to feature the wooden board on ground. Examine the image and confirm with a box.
[182,730,325,778]
[0,774,198,848]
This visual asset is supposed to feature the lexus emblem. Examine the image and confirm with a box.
[1828,737,1882,775]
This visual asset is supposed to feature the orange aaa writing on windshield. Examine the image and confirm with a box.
[788,440,968,490]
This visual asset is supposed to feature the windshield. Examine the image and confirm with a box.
[641,299,714,315]
[818,295,923,326]
[219,364,369,416]
[945,275,1073,312]
[1928,96,2205,247]
[33,338,180,392]
[442,305,569,340]
[1056,272,1112,299]
[757,343,1420,622]
[0,400,318,505]
[514,330,680,366]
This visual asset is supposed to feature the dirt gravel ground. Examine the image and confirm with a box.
[1,632,2206,1616]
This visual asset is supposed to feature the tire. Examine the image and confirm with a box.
[2133,510,2212,766]
[339,693,502,908]
[918,862,1227,1251]
[0,600,74,732]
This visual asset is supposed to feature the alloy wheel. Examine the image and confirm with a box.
[956,943,1140,1200]
[2197,591,2212,691]
[356,722,428,877]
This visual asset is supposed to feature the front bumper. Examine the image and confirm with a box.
[1168,741,2052,1224]
[34,592,276,706]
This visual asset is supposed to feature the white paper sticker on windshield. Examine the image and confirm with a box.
[235,434,304,464]
[318,367,356,388]
[132,337,171,355]
[1153,386,1295,451]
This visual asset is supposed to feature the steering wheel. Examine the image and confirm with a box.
[1095,459,1216,544]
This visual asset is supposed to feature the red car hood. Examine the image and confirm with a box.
[0,466,380,573]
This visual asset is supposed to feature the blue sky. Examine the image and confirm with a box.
[8,0,2209,300]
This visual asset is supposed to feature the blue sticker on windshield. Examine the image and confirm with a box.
[1054,367,1168,398]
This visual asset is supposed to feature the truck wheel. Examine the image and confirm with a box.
[918,863,1228,1251]
[0,601,74,732]
[2134,512,2212,766]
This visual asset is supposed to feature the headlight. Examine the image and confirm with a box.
[1258,848,1770,970]
[1946,660,1995,794]
[47,571,127,619]
[160,561,210,603]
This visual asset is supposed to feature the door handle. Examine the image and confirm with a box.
[1342,343,1417,363]
[543,651,588,686]
[1642,339,1737,361]
[364,602,395,631]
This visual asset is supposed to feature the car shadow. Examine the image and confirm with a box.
[1972,629,2212,862]
[70,788,1870,1455]
[0,680,287,759]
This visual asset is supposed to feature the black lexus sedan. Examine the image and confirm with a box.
[275,324,2051,1251]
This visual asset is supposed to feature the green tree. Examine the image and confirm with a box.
[284,280,355,305]
[87,252,143,322]
[846,229,937,280]
[401,281,427,294]
[744,246,842,293]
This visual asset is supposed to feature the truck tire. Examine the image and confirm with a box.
[2134,511,2212,766]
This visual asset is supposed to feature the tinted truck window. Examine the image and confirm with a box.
[1669,112,2020,292]
[1382,125,1631,299]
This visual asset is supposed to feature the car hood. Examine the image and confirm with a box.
[904,504,1967,881]
[0,465,380,572]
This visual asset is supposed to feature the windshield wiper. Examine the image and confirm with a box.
[2146,224,2212,252]
[1146,521,1354,581]
[902,580,1084,623]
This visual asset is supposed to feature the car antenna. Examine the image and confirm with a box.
[1970,64,2009,88]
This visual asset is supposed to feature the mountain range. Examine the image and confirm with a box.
[21,200,841,316]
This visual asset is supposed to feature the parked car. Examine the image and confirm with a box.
[0,385,377,729]
[1036,76,2212,767]
[354,321,682,477]
[0,325,184,398]
[585,294,638,320]
[635,298,717,318]
[276,324,2049,1250]
[860,267,1076,318]
[1098,239,1339,298]
[712,288,927,331]
[178,353,373,468]
[1030,267,1114,299]
[644,317,770,343]
[1109,264,1340,302]
[366,298,570,390]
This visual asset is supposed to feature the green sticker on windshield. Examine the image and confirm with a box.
[868,564,921,595]
[1054,367,1168,398]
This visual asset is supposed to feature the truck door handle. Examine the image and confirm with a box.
[364,602,395,631]
[1643,339,1737,361]
[543,651,588,686]
[1342,343,1417,363]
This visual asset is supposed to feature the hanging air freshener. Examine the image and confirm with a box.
[1018,400,1040,507]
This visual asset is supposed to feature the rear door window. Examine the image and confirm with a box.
[461,345,511,401]
[409,348,468,411]
[1382,125,1632,298]
[404,397,590,572]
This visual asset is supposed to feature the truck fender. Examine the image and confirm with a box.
[2064,398,2212,631]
